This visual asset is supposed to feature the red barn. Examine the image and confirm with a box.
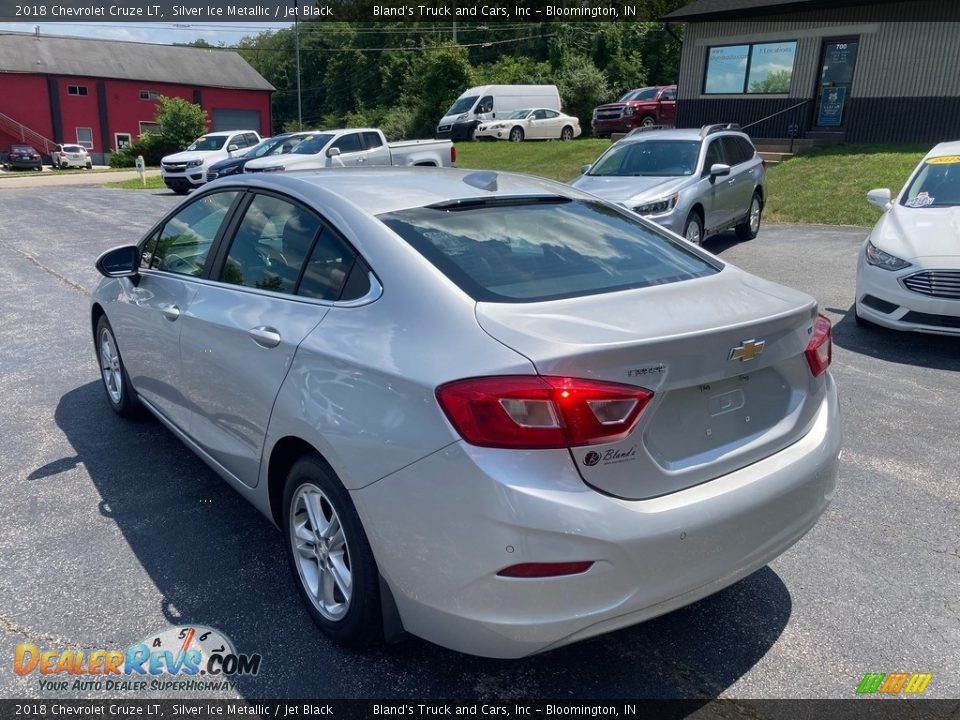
[0,31,274,163]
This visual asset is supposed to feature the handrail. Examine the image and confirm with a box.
[0,111,57,154]
[740,99,811,131]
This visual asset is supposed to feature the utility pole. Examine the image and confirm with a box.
[295,0,303,130]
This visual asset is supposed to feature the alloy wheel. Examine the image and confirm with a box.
[99,327,123,406]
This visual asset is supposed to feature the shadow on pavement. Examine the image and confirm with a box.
[46,380,794,699]
[827,304,960,372]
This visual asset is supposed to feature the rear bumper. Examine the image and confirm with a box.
[57,157,91,167]
[354,374,841,658]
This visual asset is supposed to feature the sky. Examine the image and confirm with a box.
[0,21,291,47]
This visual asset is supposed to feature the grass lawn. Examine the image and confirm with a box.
[104,175,166,190]
[456,139,610,183]
[764,145,927,226]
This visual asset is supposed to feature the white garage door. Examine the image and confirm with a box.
[212,109,262,132]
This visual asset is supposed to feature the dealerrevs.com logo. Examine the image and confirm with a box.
[14,625,261,693]
[856,672,933,695]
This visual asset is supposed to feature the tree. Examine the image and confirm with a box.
[155,96,208,150]
[557,58,610,132]
[750,69,792,94]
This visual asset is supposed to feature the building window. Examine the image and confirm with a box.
[139,121,160,135]
[76,127,94,150]
[115,133,132,151]
[140,90,159,100]
[704,41,797,94]
[67,85,89,97]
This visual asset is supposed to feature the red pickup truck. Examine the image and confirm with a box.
[591,85,677,138]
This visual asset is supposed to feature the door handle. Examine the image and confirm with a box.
[248,326,281,348]
[727,178,736,185]
[161,304,181,321]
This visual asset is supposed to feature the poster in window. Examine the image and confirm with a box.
[817,86,846,127]
[704,45,749,94]
[747,42,797,94]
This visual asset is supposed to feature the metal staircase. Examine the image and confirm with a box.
[0,111,56,154]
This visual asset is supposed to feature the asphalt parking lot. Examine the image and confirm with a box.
[0,186,957,702]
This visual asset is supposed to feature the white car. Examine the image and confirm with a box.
[52,144,92,169]
[160,130,261,194]
[475,108,582,142]
[855,140,960,335]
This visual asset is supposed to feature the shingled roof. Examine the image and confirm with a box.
[662,0,906,21]
[0,31,274,91]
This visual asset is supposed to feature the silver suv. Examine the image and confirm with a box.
[571,124,765,245]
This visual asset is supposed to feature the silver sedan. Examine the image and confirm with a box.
[91,168,841,658]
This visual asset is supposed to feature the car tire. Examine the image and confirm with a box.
[282,454,382,647]
[683,210,704,245]
[561,126,574,141]
[172,187,189,195]
[640,115,657,128]
[509,127,524,142]
[736,192,763,241]
[95,315,140,418]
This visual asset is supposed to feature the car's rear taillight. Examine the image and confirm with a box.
[450,145,457,164]
[436,376,653,449]
[805,314,832,377]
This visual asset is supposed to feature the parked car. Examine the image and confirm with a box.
[855,141,960,335]
[51,144,93,169]
[243,128,455,173]
[160,130,261,194]
[475,108,582,142]
[592,86,677,138]
[91,167,839,659]
[2,144,42,171]
[206,132,318,181]
[436,84,562,140]
[571,124,765,245]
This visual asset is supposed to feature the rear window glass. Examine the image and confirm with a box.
[379,199,720,303]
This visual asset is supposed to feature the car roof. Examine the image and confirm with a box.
[616,127,749,144]
[225,167,589,217]
[925,140,960,159]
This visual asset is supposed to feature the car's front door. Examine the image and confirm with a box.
[178,191,358,488]
[700,138,736,231]
[328,132,365,167]
[112,190,242,432]
[658,87,677,125]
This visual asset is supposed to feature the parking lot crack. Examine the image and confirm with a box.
[0,238,88,295]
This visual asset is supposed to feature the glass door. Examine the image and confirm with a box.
[814,38,859,129]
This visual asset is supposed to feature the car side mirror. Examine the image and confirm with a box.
[580,164,592,174]
[708,163,731,182]
[227,144,239,153]
[96,245,140,278]
[867,188,893,210]
[326,147,341,158]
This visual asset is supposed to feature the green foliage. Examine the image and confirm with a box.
[557,58,610,132]
[108,132,177,168]
[155,96,209,151]
[749,69,792,94]
[234,21,683,138]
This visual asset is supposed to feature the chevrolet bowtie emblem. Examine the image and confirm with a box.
[729,339,765,362]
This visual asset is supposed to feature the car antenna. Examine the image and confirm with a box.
[462,171,498,192]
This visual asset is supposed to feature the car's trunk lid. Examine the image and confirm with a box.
[475,268,824,499]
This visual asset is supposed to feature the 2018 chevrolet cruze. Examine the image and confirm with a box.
[91,168,840,658]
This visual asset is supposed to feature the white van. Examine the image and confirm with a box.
[436,85,561,140]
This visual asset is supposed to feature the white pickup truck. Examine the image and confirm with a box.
[243,127,455,173]
[161,130,261,194]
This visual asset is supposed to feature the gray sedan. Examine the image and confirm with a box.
[91,168,840,658]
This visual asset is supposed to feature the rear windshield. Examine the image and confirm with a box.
[379,198,720,303]
[62,145,85,153]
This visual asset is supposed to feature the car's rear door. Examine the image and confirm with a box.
[701,137,737,231]
[113,190,243,432]
[720,136,759,220]
[177,190,359,488]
